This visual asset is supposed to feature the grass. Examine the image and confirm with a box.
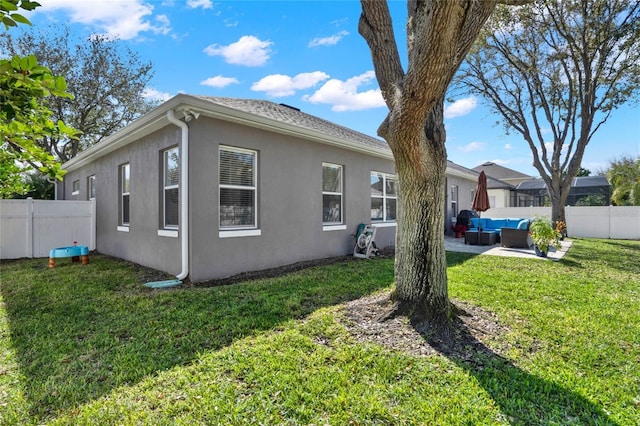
[0,239,638,425]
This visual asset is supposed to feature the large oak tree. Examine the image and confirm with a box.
[358,0,528,335]
[458,0,640,222]
[1,24,157,162]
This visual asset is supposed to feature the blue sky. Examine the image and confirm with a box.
[21,0,640,177]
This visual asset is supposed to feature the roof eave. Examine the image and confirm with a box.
[63,94,393,172]
[63,94,476,181]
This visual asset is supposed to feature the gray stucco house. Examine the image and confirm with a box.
[58,94,478,283]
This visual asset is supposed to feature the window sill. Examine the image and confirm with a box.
[323,224,347,231]
[72,191,79,196]
[117,226,130,232]
[371,222,396,228]
[219,229,261,238]
[158,229,178,238]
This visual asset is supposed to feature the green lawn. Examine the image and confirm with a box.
[1,239,638,425]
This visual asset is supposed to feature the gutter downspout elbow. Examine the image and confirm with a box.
[167,110,189,280]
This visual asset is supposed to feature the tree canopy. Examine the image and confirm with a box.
[1,0,79,197]
[458,0,640,221]
[1,24,157,162]
[607,156,640,206]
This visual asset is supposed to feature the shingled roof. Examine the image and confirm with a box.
[192,96,390,153]
[472,162,532,182]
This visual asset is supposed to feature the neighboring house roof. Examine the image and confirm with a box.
[516,176,610,193]
[473,162,532,184]
[62,94,477,180]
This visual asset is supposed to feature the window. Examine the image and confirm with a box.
[120,163,130,226]
[322,163,343,224]
[219,146,257,229]
[72,180,80,195]
[371,172,397,222]
[451,185,458,218]
[163,147,179,228]
[87,175,96,200]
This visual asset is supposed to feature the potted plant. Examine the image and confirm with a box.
[529,217,562,257]
[451,224,467,238]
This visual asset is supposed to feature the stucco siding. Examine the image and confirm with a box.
[61,126,183,275]
[57,96,480,283]
[187,117,396,282]
[446,175,477,231]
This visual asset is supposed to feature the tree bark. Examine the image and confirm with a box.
[391,101,450,329]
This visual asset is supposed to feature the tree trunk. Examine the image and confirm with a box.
[548,181,571,223]
[357,0,512,337]
[388,101,450,332]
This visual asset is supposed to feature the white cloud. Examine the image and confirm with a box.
[203,35,273,67]
[308,30,349,47]
[505,143,512,149]
[303,71,385,111]
[251,72,330,97]
[458,141,486,152]
[39,0,171,40]
[444,96,477,119]
[187,0,213,9]
[143,87,172,102]
[543,141,568,154]
[200,75,240,88]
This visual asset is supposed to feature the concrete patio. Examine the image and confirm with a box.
[444,236,572,260]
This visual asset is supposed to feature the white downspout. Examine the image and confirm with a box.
[167,110,189,280]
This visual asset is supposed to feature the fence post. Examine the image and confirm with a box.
[609,205,613,239]
[27,198,34,258]
[91,199,96,250]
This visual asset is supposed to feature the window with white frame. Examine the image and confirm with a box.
[451,185,458,218]
[219,146,257,229]
[163,147,179,228]
[322,163,343,224]
[87,175,96,200]
[72,180,80,195]
[120,163,130,226]
[371,172,397,222]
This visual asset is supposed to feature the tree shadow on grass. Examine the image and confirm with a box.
[417,306,618,425]
[565,239,639,274]
[0,254,393,422]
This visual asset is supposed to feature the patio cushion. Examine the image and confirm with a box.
[469,217,528,232]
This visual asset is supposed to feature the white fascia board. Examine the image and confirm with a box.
[445,166,479,181]
[62,95,190,172]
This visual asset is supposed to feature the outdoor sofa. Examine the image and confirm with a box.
[467,217,531,247]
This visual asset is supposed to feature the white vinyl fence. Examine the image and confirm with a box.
[0,199,96,259]
[481,206,640,240]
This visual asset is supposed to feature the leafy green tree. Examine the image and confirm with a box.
[458,0,640,222]
[607,156,640,206]
[575,194,607,206]
[9,171,54,199]
[1,24,156,162]
[1,0,79,197]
